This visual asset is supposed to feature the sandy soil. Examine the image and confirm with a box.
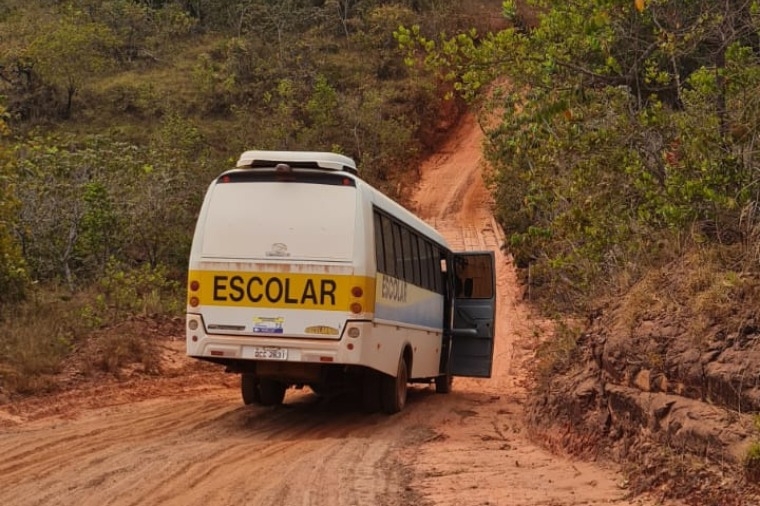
[0,115,673,506]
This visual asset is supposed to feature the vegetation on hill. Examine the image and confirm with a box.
[400,0,760,501]
[3,0,760,499]
[0,0,492,394]
[404,0,760,311]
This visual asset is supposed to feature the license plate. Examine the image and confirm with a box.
[244,346,288,360]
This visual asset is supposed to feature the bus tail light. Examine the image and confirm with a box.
[189,279,200,307]
[349,281,373,315]
[187,314,203,343]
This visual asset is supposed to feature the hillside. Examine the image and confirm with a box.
[0,111,668,506]
[2,1,760,504]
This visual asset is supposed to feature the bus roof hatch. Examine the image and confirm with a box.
[236,150,358,175]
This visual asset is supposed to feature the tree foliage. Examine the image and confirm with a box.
[25,10,115,118]
[12,111,208,291]
[0,0,481,300]
[0,104,26,303]
[0,0,488,393]
[400,0,760,308]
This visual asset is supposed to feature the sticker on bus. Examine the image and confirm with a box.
[252,316,284,334]
[304,325,339,336]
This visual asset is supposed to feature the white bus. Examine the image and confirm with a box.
[186,151,495,413]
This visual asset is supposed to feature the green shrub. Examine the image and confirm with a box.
[99,259,183,318]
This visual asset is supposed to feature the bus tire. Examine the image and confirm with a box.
[241,374,261,405]
[435,371,453,394]
[361,370,382,413]
[258,379,286,406]
[381,355,408,414]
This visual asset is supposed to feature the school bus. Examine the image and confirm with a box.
[186,151,495,413]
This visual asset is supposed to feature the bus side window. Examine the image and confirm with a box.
[463,278,473,297]
[381,215,395,277]
[409,230,421,287]
[392,222,404,280]
[455,255,493,299]
[454,256,469,298]
[438,254,447,294]
[401,226,415,285]
[418,236,430,290]
[373,212,385,273]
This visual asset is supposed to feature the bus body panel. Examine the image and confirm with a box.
[186,315,440,379]
[188,267,374,339]
[374,273,444,329]
[185,163,438,380]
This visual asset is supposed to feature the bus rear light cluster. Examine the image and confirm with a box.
[187,315,202,343]
[189,279,200,307]
[349,284,367,315]
[347,327,360,338]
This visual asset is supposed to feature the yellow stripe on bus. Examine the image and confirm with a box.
[188,271,375,311]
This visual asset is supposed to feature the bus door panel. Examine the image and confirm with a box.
[450,251,495,378]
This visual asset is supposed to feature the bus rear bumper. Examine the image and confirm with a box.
[185,314,442,379]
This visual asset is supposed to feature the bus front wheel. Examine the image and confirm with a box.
[435,371,453,394]
[381,355,408,414]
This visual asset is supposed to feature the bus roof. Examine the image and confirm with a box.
[231,150,449,249]
[236,150,357,174]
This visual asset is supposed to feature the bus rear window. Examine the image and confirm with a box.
[200,179,357,261]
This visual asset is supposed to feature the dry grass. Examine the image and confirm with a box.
[739,201,760,270]
[0,282,181,397]
[611,240,759,345]
[0,296,82,394]
[533,320,582,388]
[93,333,162,377]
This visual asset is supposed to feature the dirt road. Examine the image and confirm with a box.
[0,115,665,506]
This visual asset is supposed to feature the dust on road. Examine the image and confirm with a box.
[0,115,669,506]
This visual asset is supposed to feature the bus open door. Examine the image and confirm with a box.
[449,251,496,378]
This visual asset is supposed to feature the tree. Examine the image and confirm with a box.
[0,105,27,303]
[25,10,114,118]
[400,0,760,306]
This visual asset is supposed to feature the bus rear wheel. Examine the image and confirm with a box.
[381,355,408,414]
[241,374,261,405]
[361,370,382,413]
[258,379,287,406]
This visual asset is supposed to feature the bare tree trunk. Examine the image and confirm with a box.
[62,220,78,292]
[65,82,76,119]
